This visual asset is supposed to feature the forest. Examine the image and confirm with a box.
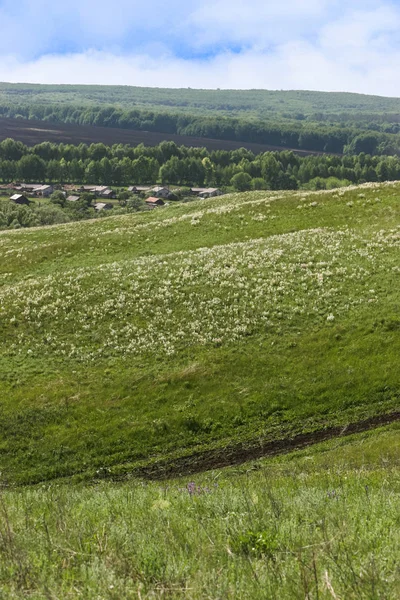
[0,138,398,189]
[2,83,400,119]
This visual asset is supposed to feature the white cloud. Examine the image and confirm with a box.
[0,0,399,95]
[1,41,400,97]
[0,0,190,57]
[186,0,331,48]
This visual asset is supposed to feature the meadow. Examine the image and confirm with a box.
[0,182,399,485]
[0,423,398,598]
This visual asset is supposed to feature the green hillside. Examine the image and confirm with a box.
[0,182,399,484]
[2,83,400,119]
[0,423,399,598]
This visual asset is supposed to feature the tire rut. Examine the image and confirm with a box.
[135,411,400,480]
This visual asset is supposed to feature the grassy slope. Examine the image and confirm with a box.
[0,183,399,484]
[0,423,399,598]
[2,82,400,119]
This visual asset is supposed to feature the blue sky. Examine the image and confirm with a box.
[0,0,400,94]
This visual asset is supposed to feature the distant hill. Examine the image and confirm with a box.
[1,83,400,120]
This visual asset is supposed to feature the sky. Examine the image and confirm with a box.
[0,0,400,95]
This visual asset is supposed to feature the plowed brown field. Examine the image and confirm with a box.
[0,117,324,155]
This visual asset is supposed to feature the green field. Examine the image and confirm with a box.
[0,424,398,598]
[0,182,399,485]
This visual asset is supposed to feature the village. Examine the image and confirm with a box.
[4,182,224,211]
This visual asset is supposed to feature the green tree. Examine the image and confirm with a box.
[230,172,252,191]
[85,161,101,184]
[58,158,69,183]
[0,160,17,182]
[35,204,70,226]
[49,191,66,207]
[69,159,84,183]
[17,155,46,182]
[99,157,113,185]
[120,157,133,185]
[132,156,158,184]
[251,177,268,190]
[0,138,27,161]
[202,157,215,186]
[88,143,108,161]
[126,197,146,212]
[376,161,389,182]
[33,142,59,161]
[46,159,61,183]
[345,134,380,156]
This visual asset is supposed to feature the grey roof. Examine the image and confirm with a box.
[35,185,53,191]
[145,197,165,204]
[94,202,112,210]
[19,183,43,190]
[10,194,31,203]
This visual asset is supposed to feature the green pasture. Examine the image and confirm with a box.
[0,183,399,485]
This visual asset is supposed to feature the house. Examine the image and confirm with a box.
[10,194,31,205]
[66,195,80,203]
[191,187,223,198]
[127,185,151,194]
[14,183,54,197]
[149,186,170,198]
[76,185,101,193]
[94,202,113,211]
[17,183,42,193]
[35,185,54,197]
[145,197,165,208]
[76,185,94,192]
[99,188,116,199]
[77,185,115,198]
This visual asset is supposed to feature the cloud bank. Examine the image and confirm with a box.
[0,0,399,95]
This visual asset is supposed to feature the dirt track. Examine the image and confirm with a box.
[0,117,324,155]
[134,411,400,480]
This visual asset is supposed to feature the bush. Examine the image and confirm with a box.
[49,191,66,207]
[35,204,70,226]
[231,530,278,558]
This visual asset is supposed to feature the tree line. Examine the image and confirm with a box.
[1,138,400,190]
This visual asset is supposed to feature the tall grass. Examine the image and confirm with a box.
[0,424,399,598]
